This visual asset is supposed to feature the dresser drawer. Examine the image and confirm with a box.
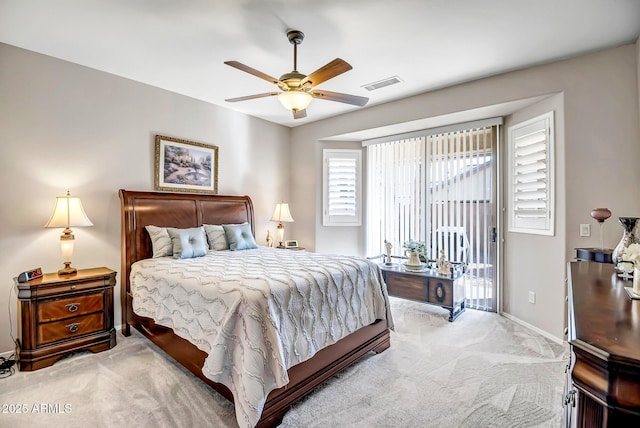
[38,293,104,322]
[38,312,105,345]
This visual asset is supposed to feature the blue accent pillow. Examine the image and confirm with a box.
[223,223,258,251]
[166,227,208,259]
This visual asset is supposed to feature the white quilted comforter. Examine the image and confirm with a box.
[130,247,392,428]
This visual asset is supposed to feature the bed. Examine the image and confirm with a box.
[119,189,392,427]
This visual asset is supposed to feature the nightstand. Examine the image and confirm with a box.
[16,267,116,371]
[277,246,305,251]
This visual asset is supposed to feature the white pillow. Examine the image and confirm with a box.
[145,225,172,258]
[203,224,230,251]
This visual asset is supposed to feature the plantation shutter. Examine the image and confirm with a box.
[508,112,554,235]
[323,149,361,226]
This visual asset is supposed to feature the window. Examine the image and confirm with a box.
[365,121,499,311]
[507,112,554,235]
[323,149,362,226]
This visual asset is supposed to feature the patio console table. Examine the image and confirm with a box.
[379,264,465,321]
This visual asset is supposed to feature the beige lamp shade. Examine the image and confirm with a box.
[45,191,94,229]
[270,203,295,223]
[45,191,93,275]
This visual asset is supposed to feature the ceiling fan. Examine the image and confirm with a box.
[224,30,369,119]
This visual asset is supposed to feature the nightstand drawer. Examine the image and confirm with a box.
[35,278,110,298]
[38,293,104,322]
[38,312,105,345]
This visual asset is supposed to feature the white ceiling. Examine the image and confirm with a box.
[1,0,639,128]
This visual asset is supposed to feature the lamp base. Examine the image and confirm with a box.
[58,262,77,276]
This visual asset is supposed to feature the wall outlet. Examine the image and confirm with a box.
[580,224,590,237]
[528,291,536,304]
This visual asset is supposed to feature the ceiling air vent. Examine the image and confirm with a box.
[362,76,403,91]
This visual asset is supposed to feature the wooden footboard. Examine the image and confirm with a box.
[125,292,389,427]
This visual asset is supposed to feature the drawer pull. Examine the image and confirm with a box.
[70,285,76,290]
[65,303,80,312]
[66,323,80,333]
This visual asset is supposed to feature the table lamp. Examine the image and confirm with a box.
[44,191,93,275]
[270,202,294,247]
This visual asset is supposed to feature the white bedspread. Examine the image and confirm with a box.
[130,247,392,428]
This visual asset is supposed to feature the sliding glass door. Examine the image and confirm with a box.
[366,124,498,311]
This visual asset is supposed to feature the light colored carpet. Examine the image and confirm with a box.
[0,297,568,427]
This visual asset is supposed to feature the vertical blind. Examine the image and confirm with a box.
[366,125,497,311]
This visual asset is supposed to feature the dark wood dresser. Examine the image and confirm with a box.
[16,267,116,371]
[566,261,640,427]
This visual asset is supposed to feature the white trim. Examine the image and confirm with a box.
[0,349,16,358]
[501,312,565,345]
[362,117,503,146]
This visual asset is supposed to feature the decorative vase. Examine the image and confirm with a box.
[591,208,612,250]
[634,267,640,295]
[612,217,640,266]
[405,250,422,267]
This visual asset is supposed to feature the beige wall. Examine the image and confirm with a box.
[502,94,565,336]
[290,42,640,341]
[2,40,638,352]
[0,43,291,353]
[637,37,640,132]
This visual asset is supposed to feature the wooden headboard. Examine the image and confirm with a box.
[118,189,254,331]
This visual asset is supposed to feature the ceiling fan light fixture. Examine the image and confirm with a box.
[278,90,312,111]
[225,29,365,119]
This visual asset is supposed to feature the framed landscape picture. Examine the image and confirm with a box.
[154,135,218,194]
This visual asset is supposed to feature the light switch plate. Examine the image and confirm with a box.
[580,224,590,237]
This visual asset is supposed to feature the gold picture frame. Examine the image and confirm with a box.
[154,135,218,194]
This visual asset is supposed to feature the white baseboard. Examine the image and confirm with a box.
[0,341,18,359]
[0,349,15,359]
[501,312,565,345]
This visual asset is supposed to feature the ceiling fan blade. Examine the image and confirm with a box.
[311,90,369,107]
[225,92,279,102]
[293,109,307,119]
[224,61,281,85]
[300,58,352,88]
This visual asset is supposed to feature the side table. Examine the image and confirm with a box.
[379,264,465,321]
[16,267,116,371]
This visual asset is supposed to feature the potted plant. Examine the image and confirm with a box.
[403,240,428,266]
